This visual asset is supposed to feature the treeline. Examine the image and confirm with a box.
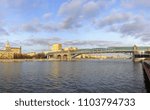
[14,53,47,59]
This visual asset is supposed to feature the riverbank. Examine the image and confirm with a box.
[0,59,82,62]
[0,58,131,62]
[0,59,58,62]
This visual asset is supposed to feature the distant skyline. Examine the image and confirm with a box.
[0,0,150,52]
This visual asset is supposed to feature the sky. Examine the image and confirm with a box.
[0,0,150,52]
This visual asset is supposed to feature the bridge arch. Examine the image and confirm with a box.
[63,54,68,60]
[57,55,61,60]
[49,55,54,59]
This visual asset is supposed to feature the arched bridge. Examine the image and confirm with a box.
[46,49,134,60]
[46,45,150,62]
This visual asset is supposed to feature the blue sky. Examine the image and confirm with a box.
[0,0,150,52]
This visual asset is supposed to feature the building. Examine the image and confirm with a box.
[26,52,36,56]
[64,47,78,51]
[51,44,62,52]
[0,41,21,59]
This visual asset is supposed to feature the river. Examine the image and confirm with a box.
[0,60,149,93]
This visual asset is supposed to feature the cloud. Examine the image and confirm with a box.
[15,17,82,33]
[58,0,86,29]
[81,1,101,18]
[135,0,150,7]
[5,0,149,45]
[12,19,42,33]
[94,12,133,28]
[0,0,25,8]
[0,42,5,48]
[10,0,116,33]
[58,0,113,18]
[94,11,150,42]
[141,34,150,42]
[43,12,51,19]
[118,20,150,42]
[42,23,59,32]
[106,15,150,42]
[0,14,9,36]
[119,21,147,37]
[57,0,114,30]
[58,0,83,17]
[59,16,82,30]
[63,40,123,47]
[21,24,40,33]
[16,36,124,49]
[0,0,45,8]
[17,20,58,33]
[122,0,150,8]
[22,37,61,46]
[0,28,9,36]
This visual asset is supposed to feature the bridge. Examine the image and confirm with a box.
[46,45,150,62]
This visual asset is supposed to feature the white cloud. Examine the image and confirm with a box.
[0,28,9,36]
[122,0,150,8]
[6,0,149,44]
[82,1,100,18]
[136,0,150,6]
[0,14,9,36]
[58,0,83,16]
[21,23,41,33]
[63,40,123,48]
[59,16,82,29]
[95,12,133,28]
[8,0,116,33]
[94,10,150,42]
[58,0,112,18]
[43,12,51,19]
[0,0,25,7]
[23,37,61,46]
[118,20,150,40]
[13,19,43,33]
[57,0,114,30]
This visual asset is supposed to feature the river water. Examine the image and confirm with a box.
[0,60,149,93]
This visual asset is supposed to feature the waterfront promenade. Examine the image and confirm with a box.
[0,59,55,62]
[0,58,127,62]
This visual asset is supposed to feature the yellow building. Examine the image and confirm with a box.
[0,41,21,59]
[51,44,62,52]
[64,47,78,51]
[26,52,36,56]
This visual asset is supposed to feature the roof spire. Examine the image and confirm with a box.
[5,40,10,48]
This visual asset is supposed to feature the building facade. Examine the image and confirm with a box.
[26,52,36,56]
[51,44,62,52]
[0,41,21,59]
[64,47,78,51]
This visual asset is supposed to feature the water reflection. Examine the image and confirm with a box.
[51,61,61,78]
[0,62,22,82]
[133,62,143,74]
[46,61,62,92]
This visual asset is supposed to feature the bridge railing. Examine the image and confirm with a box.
[46,49,134,55]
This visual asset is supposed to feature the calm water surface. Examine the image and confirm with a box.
[0,60,149,93]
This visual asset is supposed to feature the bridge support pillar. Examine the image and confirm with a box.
[67,55,72,61]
